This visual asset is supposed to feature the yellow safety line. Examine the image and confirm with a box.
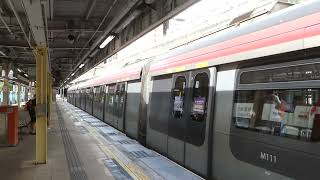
[80,120,149,180]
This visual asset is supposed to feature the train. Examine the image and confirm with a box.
[67,1,320,179]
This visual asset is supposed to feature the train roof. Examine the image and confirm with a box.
[149,0,320,76]
[69,0,320,91]
[69,61,143,90]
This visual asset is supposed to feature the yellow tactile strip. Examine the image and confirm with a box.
[64,106,153,180]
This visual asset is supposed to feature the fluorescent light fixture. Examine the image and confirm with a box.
[17,68,22,72]
[99,35,114,49]
[71,73,75,76]
[79,63,85,69]
[24,73,28,77]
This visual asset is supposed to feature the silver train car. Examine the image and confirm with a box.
[67,1,320,179]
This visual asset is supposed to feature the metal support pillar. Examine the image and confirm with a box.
[2,78,9,105]
[2,65,9,105]
[25,85,28,102]
[17,83,21,107]
[35,47,48,164]
[47,76,52,127]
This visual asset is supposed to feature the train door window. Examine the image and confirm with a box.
[190,72,209,122]
[108,85,114,106]
[186,71,210,146]
[119,83,126,112]
[172,76,187,119]
[149,74,173,134]
[100,86,105,103]
[94,87,99,101]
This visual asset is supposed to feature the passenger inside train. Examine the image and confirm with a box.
[234,89,320,141]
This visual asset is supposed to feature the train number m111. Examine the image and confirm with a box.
[260,152,277,163]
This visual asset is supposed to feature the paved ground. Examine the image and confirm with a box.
[0,102,70,180]
[0,98,203,180]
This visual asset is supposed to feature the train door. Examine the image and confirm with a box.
[81,89,86,110]
[93,86,99,118]
[124,81,141,139]
[76,90,80,107]
[185,69,213,176]
[104,85,111,124]
[85,88,93,114]
[99,86,105,120]
[105,84,116,126]
[167,73,189,164]
[113,84,120,129]
[115,83,126,131]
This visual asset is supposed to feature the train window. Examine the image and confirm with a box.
[233,89,320,141]
[190,73,209,122]
[234,62,320,142]
[119,84,125,105]
[172,76,187,119]
[149,74,173,134]
[121,84,126,93]
[99,86,104,103]
[94,87,99,101]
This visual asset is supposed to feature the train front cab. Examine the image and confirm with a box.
[213,56,320,180]
[147,67,216,177]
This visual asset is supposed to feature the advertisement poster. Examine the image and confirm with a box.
[174,96,183,112]
[193,97,206,114]
[233,103,254,118]
[262,103,283,122]
[293,106,314,128]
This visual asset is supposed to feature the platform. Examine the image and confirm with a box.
[0,98,203,180]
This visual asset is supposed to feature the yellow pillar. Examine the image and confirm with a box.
[35,47,48,164]
[47,75,52,127]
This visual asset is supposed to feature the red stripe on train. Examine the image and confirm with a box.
[150,12,320,72]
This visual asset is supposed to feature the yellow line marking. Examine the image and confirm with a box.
[82,122,149,180]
